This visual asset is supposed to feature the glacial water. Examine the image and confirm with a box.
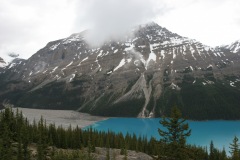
[85,118,240,154]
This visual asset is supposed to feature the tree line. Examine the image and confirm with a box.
[0,105,239,160]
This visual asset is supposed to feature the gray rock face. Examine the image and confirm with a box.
[0,22,240,119]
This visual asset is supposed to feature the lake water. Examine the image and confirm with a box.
[85,118,240,154]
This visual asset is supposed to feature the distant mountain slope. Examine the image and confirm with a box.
[0,22,240,120]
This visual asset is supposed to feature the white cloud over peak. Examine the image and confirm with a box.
[75,0,159,46]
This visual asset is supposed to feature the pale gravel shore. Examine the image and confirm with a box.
[12,108,108,129]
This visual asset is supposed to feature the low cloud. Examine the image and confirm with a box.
[1,0,240,62]
[77,0,160,46]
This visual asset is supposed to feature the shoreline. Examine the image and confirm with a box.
[8,107,240,129]
[12,107,108,129]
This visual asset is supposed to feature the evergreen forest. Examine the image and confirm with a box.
[0,105,239,160]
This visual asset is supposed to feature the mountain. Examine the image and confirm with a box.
[0,22,240,120]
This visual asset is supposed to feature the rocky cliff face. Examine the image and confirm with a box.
[0,22,240,119]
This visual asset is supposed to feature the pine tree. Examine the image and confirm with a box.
[220,147,227,160]
[229,136,240,160]
[37,116,47,160]
[22,119,30,160]
[209,140,215,160]
[158,106,191,159]
[0,123,12,160]
[87,139,95,160]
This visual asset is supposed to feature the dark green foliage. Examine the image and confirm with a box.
[158,107,191,160]
[0,106,150,159]
[210,141,215,160]
[37,117,48,160]
[186,145,209,160]
[209,141,228,160]
[229,136,240,160]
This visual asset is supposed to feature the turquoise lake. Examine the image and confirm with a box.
[85,118,240,154]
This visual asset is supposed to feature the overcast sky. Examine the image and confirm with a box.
[1,0,240,62]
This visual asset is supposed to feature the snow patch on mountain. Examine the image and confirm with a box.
[207,64,213,68]
[77,57,89,66]
[8,62,17,69]
[160,50,165,59]
[145,44,156,69]
[107,71,112,75]
[190,66,194,71]
[125,43,134,51]
[173,50,176,59]
[63,34,82,44]
[190,46,197,60]
[50,66,58,74]
[65,61,73,68]
[230,81,236,87]
[49,43,60,50]
[69,74,75,82]
[113,58,132,71]
[114,59,126,71]
[114,49,118,53]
